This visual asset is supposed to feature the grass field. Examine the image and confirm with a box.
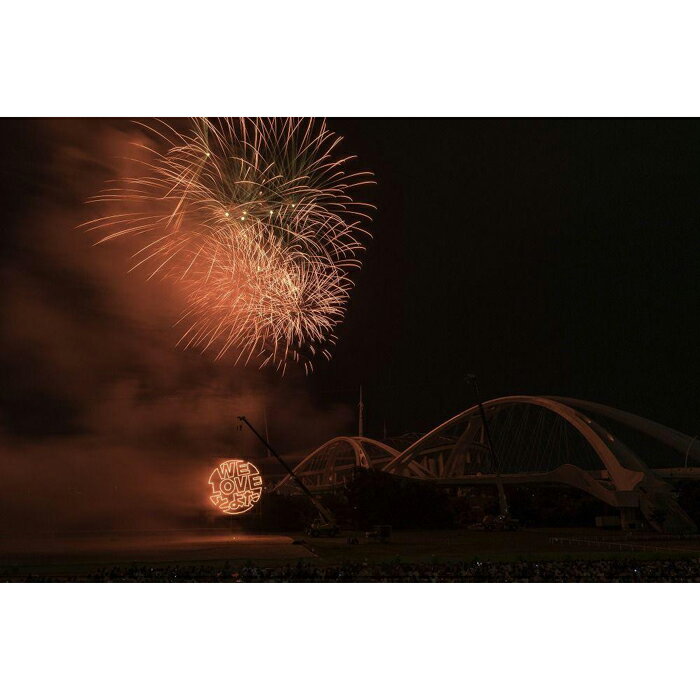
[299,527,700,565]
[3,526,700,580]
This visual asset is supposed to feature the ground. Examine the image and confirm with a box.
[299,527,700,565]
[3,526,700,580]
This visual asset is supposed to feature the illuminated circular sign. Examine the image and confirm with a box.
[208,459,263,515]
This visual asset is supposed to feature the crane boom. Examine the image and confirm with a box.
[237,416,337,526]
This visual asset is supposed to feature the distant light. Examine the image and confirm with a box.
[240,216,246,221]
[224,211,230,217]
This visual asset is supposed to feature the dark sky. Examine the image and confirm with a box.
[1,118,699,530]
[322,118,700,436]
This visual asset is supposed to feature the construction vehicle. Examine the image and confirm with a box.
[365,524,392,542]
[481,514,520,531]
[306,518,340,538]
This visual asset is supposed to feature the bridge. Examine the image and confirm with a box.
[272,396,700,534]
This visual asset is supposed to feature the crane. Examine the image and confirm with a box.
[237,416,339,535]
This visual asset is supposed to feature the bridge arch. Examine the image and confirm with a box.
[550,396,700,465]
[383,395,655,491]
[273,436,404,493]
[270,396,697,533]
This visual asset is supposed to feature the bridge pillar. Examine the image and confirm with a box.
[619,506,644,531]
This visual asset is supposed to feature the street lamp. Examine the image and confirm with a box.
[466,374,509,517]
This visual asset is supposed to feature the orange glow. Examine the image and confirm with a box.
[85,118,375,373]
[208,459,263,515]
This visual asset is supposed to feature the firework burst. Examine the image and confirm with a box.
[84,118,374,372]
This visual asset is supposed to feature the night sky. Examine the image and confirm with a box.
[323,118,700,436]
[1,118,699,530]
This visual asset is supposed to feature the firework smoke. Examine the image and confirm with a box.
[85,118,374,372]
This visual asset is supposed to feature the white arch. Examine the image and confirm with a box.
[550,396,700,464]
[272,436,404,492]
[269,396,696,533]
[384,395,656,491]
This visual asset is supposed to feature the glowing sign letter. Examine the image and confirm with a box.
[208,459,263,515]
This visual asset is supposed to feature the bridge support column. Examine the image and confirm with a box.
[619,506,644,531]
[613,492,643,531]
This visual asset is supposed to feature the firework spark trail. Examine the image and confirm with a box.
[84,118,374,373]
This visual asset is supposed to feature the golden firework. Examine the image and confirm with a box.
[85,118,374,372]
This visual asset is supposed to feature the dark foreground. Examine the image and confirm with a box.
[5,558,700,582]
[4,528,700,581]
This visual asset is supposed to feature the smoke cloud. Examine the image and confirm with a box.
[0,119,352,534]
